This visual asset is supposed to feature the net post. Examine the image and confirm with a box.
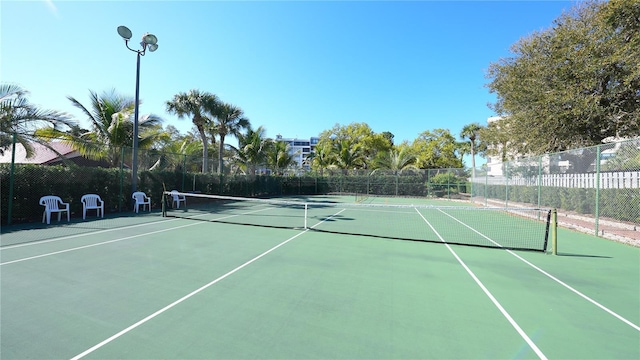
[304,203,308,229]
[161,191,166,217]
[551,208,558,255]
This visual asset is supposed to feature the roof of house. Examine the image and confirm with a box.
[0,142,80,164]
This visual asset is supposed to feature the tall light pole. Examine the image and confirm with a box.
[117,25,158,193]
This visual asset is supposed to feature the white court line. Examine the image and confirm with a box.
[437,209,640,333]
[70,208,347,359]
[414,208,548,360]
[1,218,178,250]
[0,207,276,266]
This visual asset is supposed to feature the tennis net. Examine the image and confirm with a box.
[162,192,552,252]
[355,192,370,203]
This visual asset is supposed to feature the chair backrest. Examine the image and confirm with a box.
[170,190,182,200]
[132,191,148,202]
[81,194,102,207]
[40,196,63,210]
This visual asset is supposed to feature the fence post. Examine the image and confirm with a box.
[484,169,488,207]
[395,172,399,196]
[505,162,509,207]
[7,132,17,225]
[182,154,186,192]
[595,145,601,236]
[447,168,451,200]
[537,155,542,210]
[119,147,124,212]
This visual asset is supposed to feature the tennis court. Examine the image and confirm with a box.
[1,194,638,359]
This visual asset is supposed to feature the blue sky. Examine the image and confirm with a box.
[2,0,576,153]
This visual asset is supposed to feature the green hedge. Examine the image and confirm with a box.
[1,165,445,225]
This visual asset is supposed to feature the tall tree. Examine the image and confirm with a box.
[166,90,219,172]
[317,123,392,168]
[231,125,271,175]
[460,122,484,177]
[332,138,365,173]
[410,129,463,169]
[485,0,640,156]
[266,140,296,175]
[307,142,335,176]
[151,129,203,172]
[371,145,418,175]
[49,89,164,166]
[209,102,250,175]
[0,83,74,156]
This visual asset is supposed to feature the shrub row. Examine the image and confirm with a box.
[2,165,475,225]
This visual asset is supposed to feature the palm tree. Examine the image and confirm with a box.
[42,89,163,166]
[460,123,483,178]
[231,125,271,175]
[150,133,203,172]
[0,83,74,156]
[165,90,219,172]
[307,142,334,176]
[333,138,365,174]
[266,140,296,175]
[371,146,419,175]
[210,102,250,174]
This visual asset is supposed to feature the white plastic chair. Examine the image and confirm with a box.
[39,195,70,224]
[81,194,104,219]
[170,190,187,209]
[132,191,151,213]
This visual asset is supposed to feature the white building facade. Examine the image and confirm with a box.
[275,135,320,171]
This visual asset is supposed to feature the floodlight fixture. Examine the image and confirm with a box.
[117,25,159,193]
[117,26,132,40]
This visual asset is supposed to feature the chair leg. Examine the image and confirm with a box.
[83,208,86,220]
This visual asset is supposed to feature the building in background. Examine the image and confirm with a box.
[274,135,319,171]
[484,116,506,177]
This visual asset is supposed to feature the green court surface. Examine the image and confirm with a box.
[1,195,638,359]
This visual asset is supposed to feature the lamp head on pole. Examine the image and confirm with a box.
[117,26,132,40]
[142,33,158,45]
[142,33,158,52]
[117,26,159,54]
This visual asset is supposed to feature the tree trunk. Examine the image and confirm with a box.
[197,126,208,173]
[470,143,476,178]
[218,134,225,175]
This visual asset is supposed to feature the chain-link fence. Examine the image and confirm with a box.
[471,137,640,242]
[1,134,472,225]
[4,132,638,243]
